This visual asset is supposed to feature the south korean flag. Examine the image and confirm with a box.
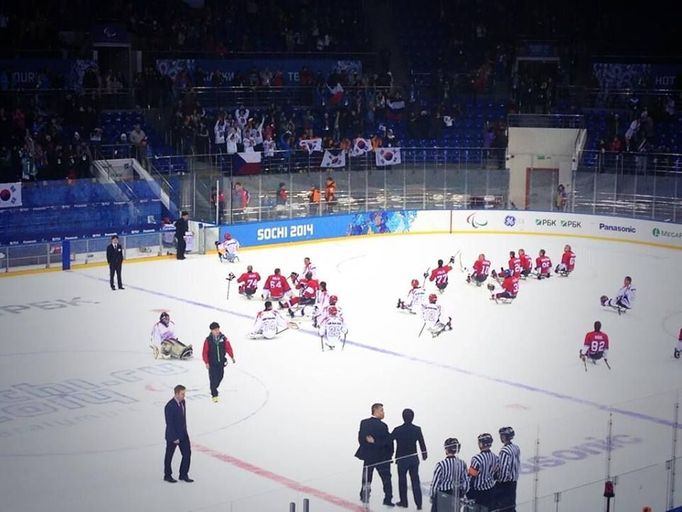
[375,147,402,166]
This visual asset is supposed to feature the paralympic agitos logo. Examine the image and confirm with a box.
[466,213,488,229]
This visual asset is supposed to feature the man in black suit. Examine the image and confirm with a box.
[392,408,428,509]
[164,384,193,483]
[106,235,124,290]
[174,211,189,260]
[355,403,394,507]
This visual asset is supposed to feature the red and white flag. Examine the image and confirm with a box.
[375,147,402,166]
[0,182,22,208]
[299,138,323,154]
[350,138,372,157]
[321,150,346,168]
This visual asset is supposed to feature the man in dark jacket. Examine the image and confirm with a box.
[355,403,394,506]
[106,235,124,290]
[175,211,189,260]
[201,322,235,402]
[164,384,193,483]
[392,408,428,509]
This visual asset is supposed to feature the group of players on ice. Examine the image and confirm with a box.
[147,233,682,365]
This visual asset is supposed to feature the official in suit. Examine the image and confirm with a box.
[164,384,193,483]
[106,235,124,290]
[392,408,428,509]
[355,403,394,507]
[174,211,189,260]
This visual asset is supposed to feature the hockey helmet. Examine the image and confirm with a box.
[328,306,338,317]
[478,433,494,449]
[428,293,437,304]
[224,232,232,240]
[411,279,419,288]
[329,295,338,305]
[444,437,461,454]
[264,301,273,310]
[160,312,170,324]
[498,426,515,441]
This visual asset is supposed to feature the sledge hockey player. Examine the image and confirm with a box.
[580,321,610,367]
[262,268,292,305]
[215,233,240,262]
[421,293,452,338]
[488,270,519,303]
[313,282,331,327]
[428,257,455,293]
[318,306,348,350]
[534,249,552,279]
[675,328,681,359]
[600,276,635,314]
[249,301,289,339]
[518,248,533,278]
[237,265,261,299]
[289,271,319,317]
[150,312,193,360]
[397,279,426,313]
[555,244,576,276]
[301,256,317,279]
[466,254,491,286]
[508,251,522,277]
[317,294,342,327]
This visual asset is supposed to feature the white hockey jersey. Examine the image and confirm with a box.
[319,315,347,348]
[151,320,177,345]
[405,286,425,313]
[615,285,636,308]
[302,261,318,279]
[252,310,287,339]
[219,238,240,255]
[421,303,443,327]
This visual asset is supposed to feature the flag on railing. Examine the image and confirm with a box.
[233,152,262,175]
[0,182,22,207]
[350,138,372,157]
[375,147,402,166]
[299,138,323,154]
[386,99,406,121]
[321,149,346,168]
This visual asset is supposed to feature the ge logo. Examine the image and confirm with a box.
[504,215,516,227]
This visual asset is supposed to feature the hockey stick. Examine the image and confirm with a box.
[421,267,430,288]
[582,356,588,372]
[418,322,426,338]
[342,332,347,351]
[604,359,611,370]
[320,336,324,352]
[226,273,235,300]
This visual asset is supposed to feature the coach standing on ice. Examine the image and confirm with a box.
[202,322,235,403]
[164,384,193,483]
[355,403,394,507]
[106,235,124,290]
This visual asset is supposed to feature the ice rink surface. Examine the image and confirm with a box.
[1,232,681,512]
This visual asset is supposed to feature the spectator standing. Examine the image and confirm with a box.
[308,184,321,215]
[201,322,235,403]
[429,438,468,512]
[231,182,250,222]
[391,408,427,510]
[106,235,124,290]
[325,176,337,213]
[164,384,193,483]
[175,211,189,260]
[354,403,394,507]
[495,426,521,512]
[129,123,148,163]
[555,184,567,211]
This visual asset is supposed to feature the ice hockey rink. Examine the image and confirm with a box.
[1,231,681,512]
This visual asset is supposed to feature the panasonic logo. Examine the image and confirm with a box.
[598,223,636,233]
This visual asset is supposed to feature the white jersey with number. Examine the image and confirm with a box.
[421,303,442,327]
[151,320,177,345]
[220,239,240,255]
[615,285,636,308]
[405,286,425,313]
[319,316,347,347]
[252,310,287,339]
